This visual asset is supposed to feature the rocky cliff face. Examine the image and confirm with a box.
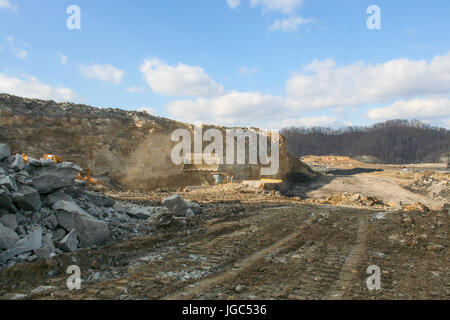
[0,94,317,190]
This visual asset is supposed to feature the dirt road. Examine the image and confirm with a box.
[0,159,448,300]
[0,197,448,300]
[302,174,445,209]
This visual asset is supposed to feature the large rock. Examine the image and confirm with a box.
[0,189,17,213]
[34,233,55,259]
[185,200,203,215]
[0,174,16,192]
[67,187,115,208]
[126,207,151,220]
[8,154,25,172]
[58,230,78,252]
[14,184,41,211]
[0,222,19,250]
[0,144,11,161]
[0,228,42,264]
[15,170,33,186]
[0,214,17,230]
[32,163,82,194]
[162,194,189,217]
[46,190,73,206]
[53,200,109,246]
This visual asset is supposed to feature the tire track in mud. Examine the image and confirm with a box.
[160,208,311,300]
[164,227,306,300]
[323,213,368,300]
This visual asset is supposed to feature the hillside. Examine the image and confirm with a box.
[0,94,316,190]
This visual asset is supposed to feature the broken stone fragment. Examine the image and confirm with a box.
[44,214,59,230]
[14,184,41,212]
[186,208,195,218]
[72,211,109,247]
[0,144,11,161]
[0,222,20,250]
[46,190,73,206]
[26,157,42,167]
[0,174,17,192]
[162,194,189,217]
[0,189,17,213]
[185,200,202,215]
[126,207,151,220]
[8,154,25,172]
[0,227,43,264]
[68,188,115,208]
[0,214,18,230]
[34,233,55,259]
[15,171,33,186]
[32,163,82,194]
[54,228,67,241]
[58,230,78,252]
[53,200,109,246]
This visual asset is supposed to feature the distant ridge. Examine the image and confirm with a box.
[281,120,450,164]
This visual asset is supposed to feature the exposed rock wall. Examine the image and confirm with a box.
[0,94,317,190]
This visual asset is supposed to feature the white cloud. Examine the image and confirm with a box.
[125,86,146,94]
[239,66,258,77]
[167,91,285,125]
[7,36,27,59]
[368,98,450,120]
[140,58,225,97]
[269,16,311,32]
[286,52,450,109]
[0,73,78,102]
[249,0,304,14]
[269,116,338,129]
[80,63,124,84]
[0,0,17,11]
[227,0,241,9]
[58,53,68,65]
[165,52,450,129]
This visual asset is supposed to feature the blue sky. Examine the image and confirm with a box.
[1,0,450,129]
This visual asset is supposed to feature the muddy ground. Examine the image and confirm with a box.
[0,161,448,300]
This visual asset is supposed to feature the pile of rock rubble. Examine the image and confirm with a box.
[409,173,449,200]
[0,143,202,269]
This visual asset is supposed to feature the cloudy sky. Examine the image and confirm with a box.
[1,0,450,129]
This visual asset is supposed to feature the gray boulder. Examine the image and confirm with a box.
[14,184,41,211]
[0,144,11,161]
[126,207,151,220]
[54,228,67,241]
[32,163,82,194]
[81,190,115,208]
[0,214,17,230]
[26,157,41,167]
[186,200,203,215]
[44,214,59,230]
[0,222,19,250]
[0,189,17,213]
[65,187,115,208]
[0,174,16,192]
[162,194,189,217]
[46,190,72,206]
[15,171,33,186]
[0,228,43,263]
[34,233,55,259]
[53,200,109,246]
[8,154,25,172]
[58,230,78,252]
